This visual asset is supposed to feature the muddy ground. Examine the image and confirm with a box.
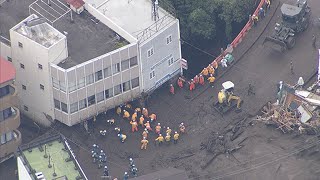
[1,0,320,179]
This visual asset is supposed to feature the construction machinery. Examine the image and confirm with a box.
[263,0,311,52]
[214,81,243,114]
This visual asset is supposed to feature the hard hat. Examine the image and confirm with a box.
[144,128,147,131]
[93,144,96,147]
[143,137,146,139]
[125,172,128,174]
[147,121,149,123]
[143,108,145,109]
[101,150,103,153]
[129,158,132,160]
[175,131,177,134]
[105,166,108,168]
[191,79,193,81]
[118,134,120,136]
[132,164,135,167]
[170,84,173,86]
[260,7,263,10]
[181,122,184,125]
[141,115,143,117]
[167,127,169,129]
[158,123,160,125]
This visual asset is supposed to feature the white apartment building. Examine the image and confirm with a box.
[0,0,181,126]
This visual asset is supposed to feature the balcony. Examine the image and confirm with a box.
[0,107,20,135]
[0,84,18,110]
[0,130,21,163]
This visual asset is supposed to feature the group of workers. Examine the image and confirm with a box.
[112,103,185,150]
[252,0,271,26]
[170,59,219,94]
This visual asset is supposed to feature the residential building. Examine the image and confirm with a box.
[0,57,21,163]
[0,0,181,126]
[16,134,88,180]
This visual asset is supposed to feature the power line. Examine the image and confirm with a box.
[180,38,216,58]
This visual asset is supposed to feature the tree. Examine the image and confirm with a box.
[188,8,216,40]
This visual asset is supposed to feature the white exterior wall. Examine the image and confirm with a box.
[50,43,141,126]
[17,157,32,180]
[139,20,182,92]
[0,42,12,60]
[9,29,68,127]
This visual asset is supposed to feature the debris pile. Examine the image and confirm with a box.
[255,81,320,134]
[199,117,248,169]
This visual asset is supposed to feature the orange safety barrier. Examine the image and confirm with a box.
[207,0,266,68]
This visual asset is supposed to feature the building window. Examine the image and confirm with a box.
[129,56,138,67]
[54,99,60,110]
[68,81,76,92]
[168,57,174,66]
[20,63,25,69]
[166,35,172,44]
[52,78,60,89]
[122,81,131,92]
[103,66,112,78]
[112,63,120,74]
[96,91,104,103]
[2,107,13,120]
[105,88,113,99]
[70,102,78,113]
[22,85,26,90]
[131,77,139,88]
[95,70,103,82]
[121,59,130,71]
[88,95,96,106]
[150,71,155,79]
[60,81,66,92]
[86,74,94,85]
[38,63,43,69]
[24,106,28,111]
[18,42,23,48]
[77,77,85,89]
[147,47,154,58]
[61,102,68,113]
[0,85,10,97]
[114,84,122,96]
[40,84,44,90]
[7,57,12,62]
[79,98,87,110]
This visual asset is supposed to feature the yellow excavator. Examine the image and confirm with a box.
[215,81,242,114]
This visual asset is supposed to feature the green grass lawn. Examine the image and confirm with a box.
[23,140,81,179]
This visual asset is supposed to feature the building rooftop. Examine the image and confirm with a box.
[0,57,16,84]
[17,134,87,180]
[0,0,128,69]
[85,0,176,41]
[14,15,65,48]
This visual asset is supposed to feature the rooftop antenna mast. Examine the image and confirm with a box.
[151,0,159,21]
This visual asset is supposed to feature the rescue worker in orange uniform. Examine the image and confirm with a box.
[199,75,205,85]
[125,103,132,110]
[169,84,175,95]
[165,133,171,143]
[132,112,137,121]
[177,77,184,88]
[155,123,161,134]
[207,74,216,84]
[194,75,199,85]
[123,110,130,120]
[130,119,138,132]
[212,60,218,69]
[208,65,215,75]
[142,108,148,118]
[173,132,180,144]
[155,134,164,146]
[166,127,172,135]
[139,115,145,127]
[144,121,152,131]
[142,128,148,139]
[201,67,209,76]
[189,80,195,91]
[140,137,149,150]
[149,113,157,123]
[179,123,186,133]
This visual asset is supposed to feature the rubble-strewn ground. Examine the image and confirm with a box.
[1,0,320,179]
